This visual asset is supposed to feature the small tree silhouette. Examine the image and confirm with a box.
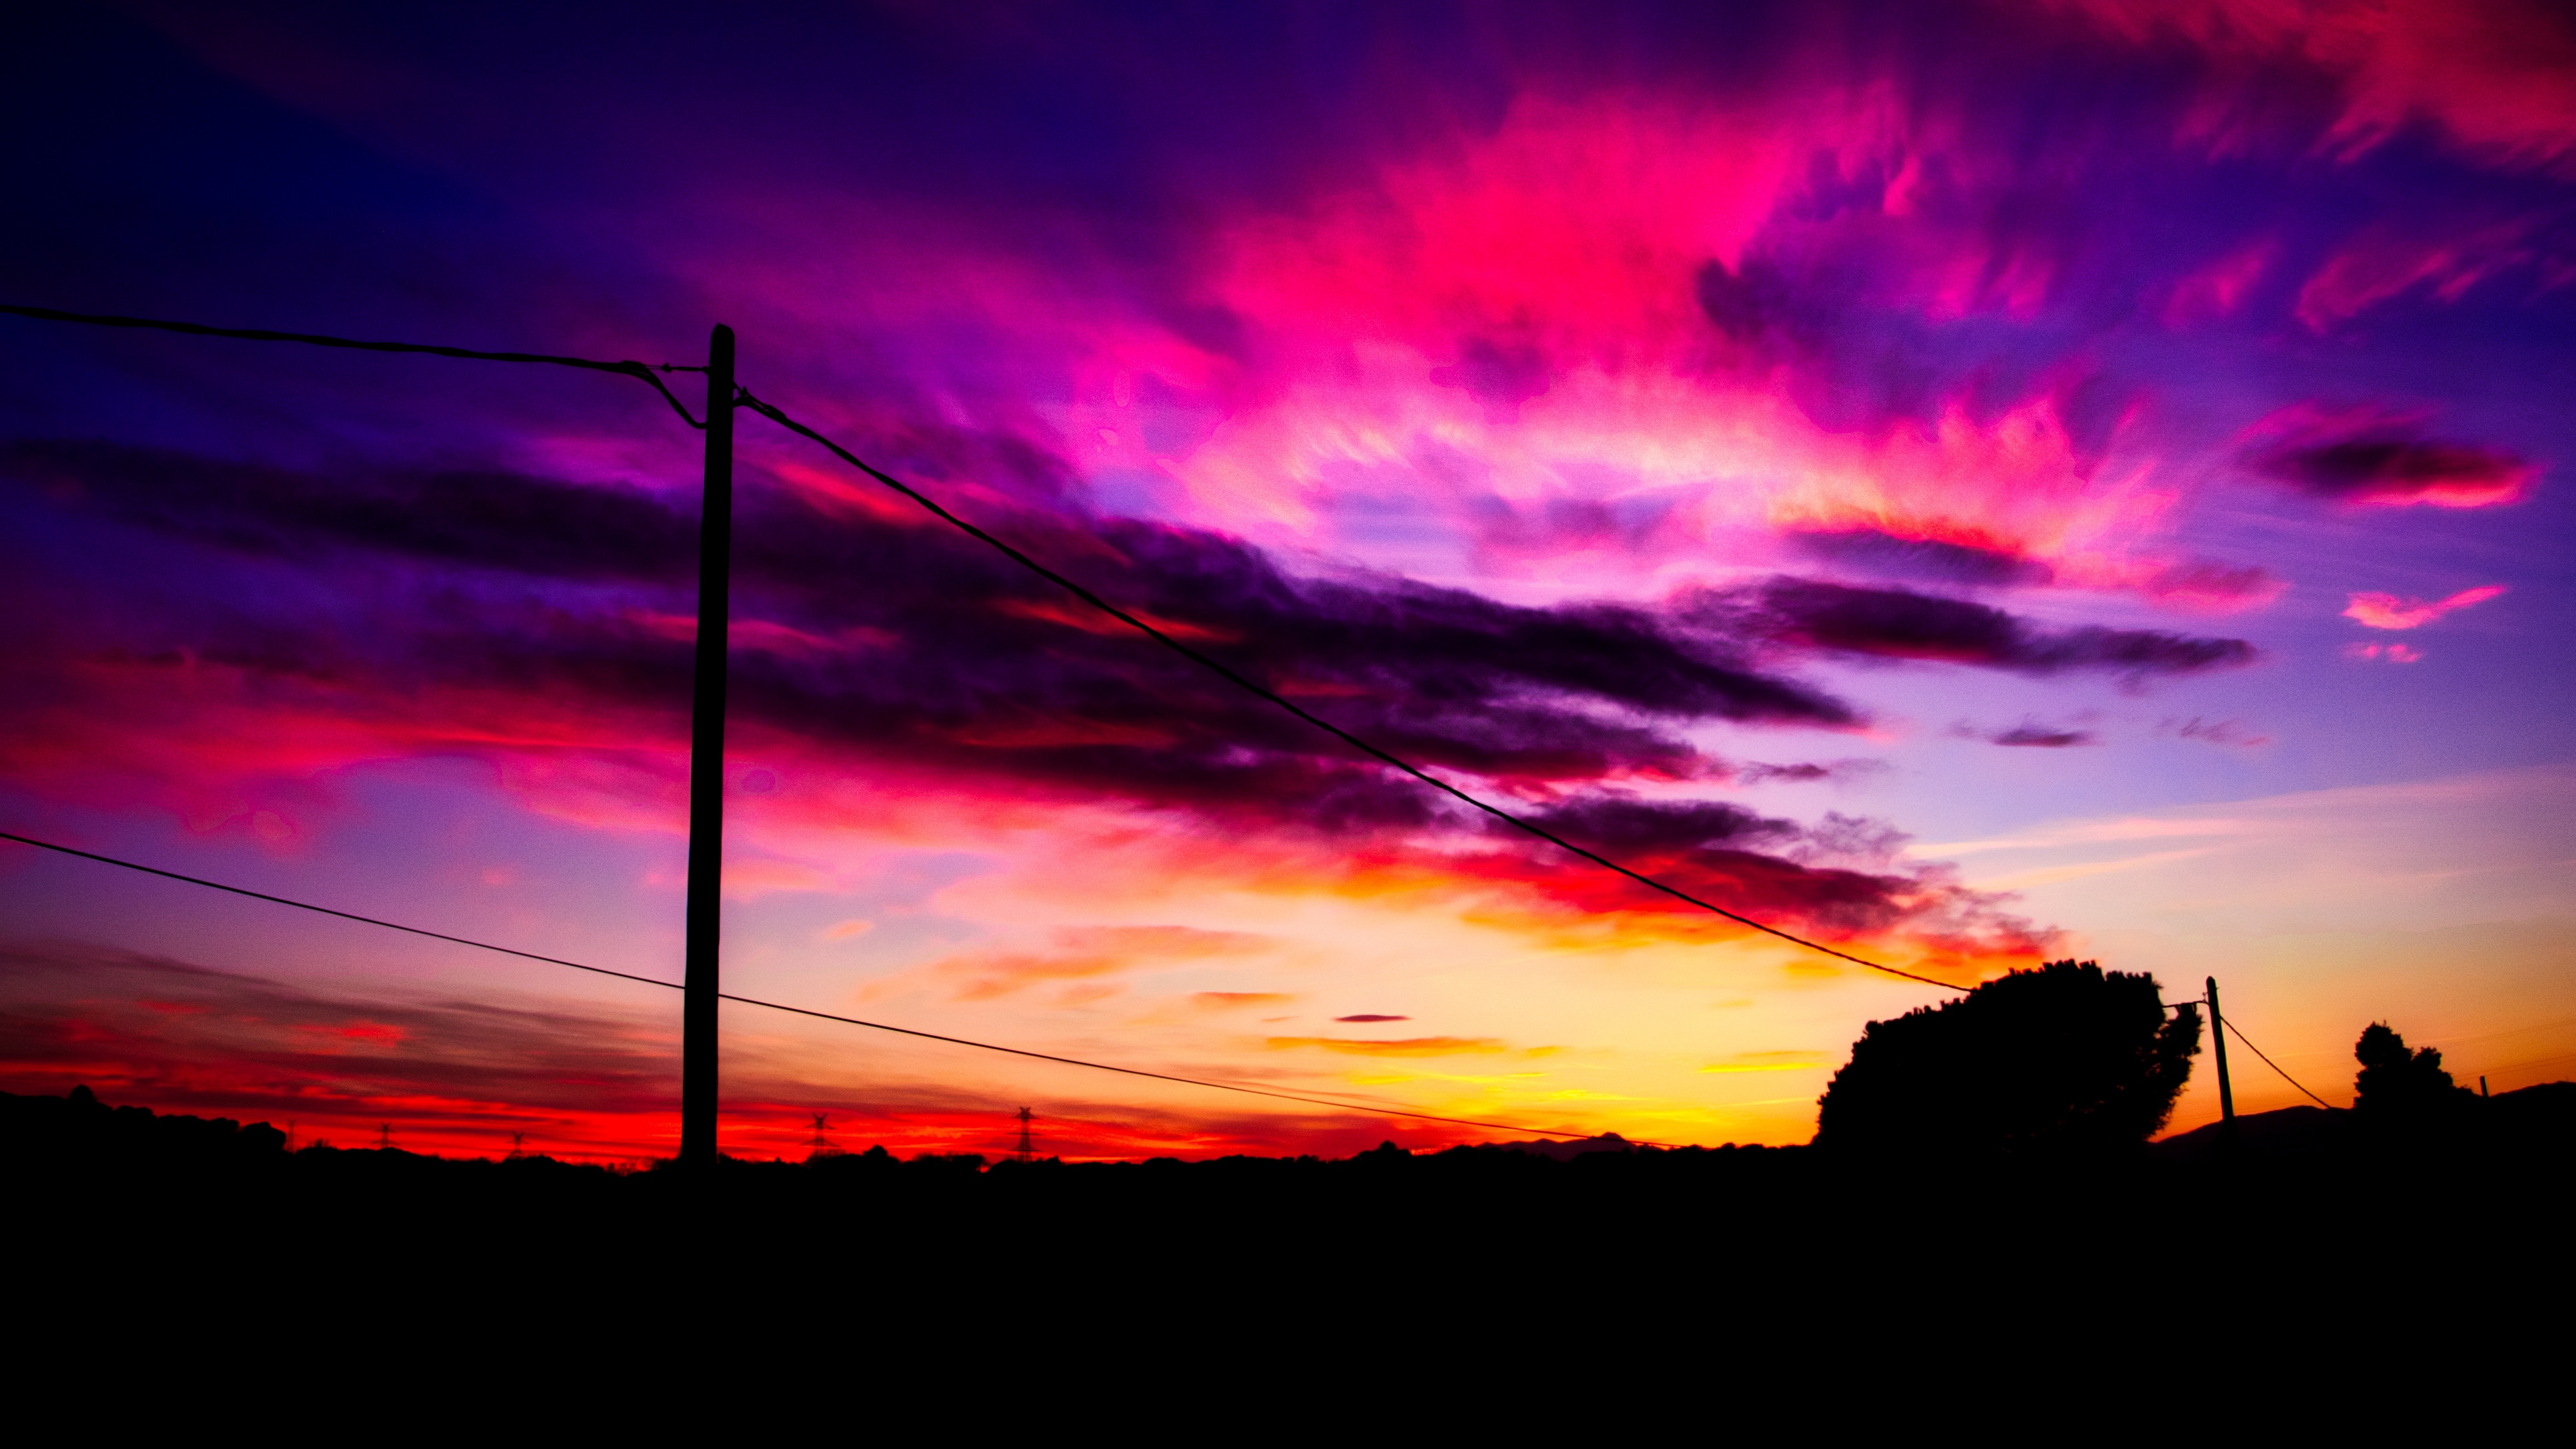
[1815,959,2200,1156]
[2353,1022,2469,1117]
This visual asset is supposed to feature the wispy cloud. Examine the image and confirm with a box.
[1264,1036,1519,1057]
[2344,584,2506,630]
[1192,991,1295,1010]
[937,925,1272,1001]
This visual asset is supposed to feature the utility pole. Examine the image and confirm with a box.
[378,1122,394,1152]
[2206,975,2236,1136]
[682,323,736,1167]
[1015,1106,1035,1163]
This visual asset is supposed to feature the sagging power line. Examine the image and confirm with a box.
[3,299,1964,994]
[2,299,1987,1161]
[0,829,1664,1145]
[735,388,1972,995]
[0,303,712,427]
[2223,1016,2334,1110]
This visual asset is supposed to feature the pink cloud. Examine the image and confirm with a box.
[2343,584,2506,630]
[2296,217,2542,330]
[2051,0,2576,174]
[2345,641,2424,663]
[2165,239,2277,325]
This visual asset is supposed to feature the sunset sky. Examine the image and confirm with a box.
[4,1,2573,1162]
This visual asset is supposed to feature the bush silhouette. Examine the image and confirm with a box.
[1815,959,2200,1156]
[2353,1023,2472,1118]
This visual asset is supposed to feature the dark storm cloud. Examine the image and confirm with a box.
[2243,431,2536,508]
[2,438,1864,836]
[1,440,694,580]
[1,434,2257,866]
[1517,794,1797,856]
[1699,578,2253,682]
[1470,791,2051,952]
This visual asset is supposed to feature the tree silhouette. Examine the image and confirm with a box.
[2353,1023,2471,1118]
[1815,959,2200,1156]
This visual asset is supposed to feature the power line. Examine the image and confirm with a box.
[712,988,1672,1145]
[733,388,1974,997]
[0,830,678,991]
[0,298,1972,1000]
[2222,1016,2335,1110]
[0,302,710,429]
[0,301,1769,1148]
[0,829,1660,1146]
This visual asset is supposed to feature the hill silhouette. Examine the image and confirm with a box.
[2155,1081,2576,1161]
[8,1081,2570,1393]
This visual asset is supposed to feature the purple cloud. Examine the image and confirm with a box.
[1694,579,2254,683]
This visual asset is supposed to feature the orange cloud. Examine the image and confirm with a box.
[720,857,839,898]
[1191,991,1295,1010]
[1701,1050,1826,1073]
[941,924,1271,1000]
[2343,584,2506,630]
[1264,1036,1513,1057]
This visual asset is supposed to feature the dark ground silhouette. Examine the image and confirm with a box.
[7,1079,2569,1406]
[12,1081,2569,1269]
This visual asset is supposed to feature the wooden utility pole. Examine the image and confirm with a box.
[2206,975,2236,1134]
[681,324,735,1166]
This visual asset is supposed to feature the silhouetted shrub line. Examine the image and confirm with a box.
[14,991,2565,1198]
[11,1076,2568,1198]
[1817,960,2200,1157]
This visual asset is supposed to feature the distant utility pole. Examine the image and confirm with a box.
[378,1122,394,1152]
[681,324,737,1167]
[2206,975,2236,1135]
[1015,1106,1035,1163]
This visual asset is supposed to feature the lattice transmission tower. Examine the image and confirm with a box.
[808,1112,843,1161]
